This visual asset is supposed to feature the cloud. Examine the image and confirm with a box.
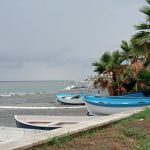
[1,62,24,69]
[0,61,93,80]
[0,0,145,80]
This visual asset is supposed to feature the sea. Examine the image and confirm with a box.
[0,80,76,97]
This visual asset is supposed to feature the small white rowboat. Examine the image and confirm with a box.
[15,115,97,130]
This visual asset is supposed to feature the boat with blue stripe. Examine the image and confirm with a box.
[82,95,150,115]
[56,93,85,105]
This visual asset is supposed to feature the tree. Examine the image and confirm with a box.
[92,51,124,95]
[92,0,150,95]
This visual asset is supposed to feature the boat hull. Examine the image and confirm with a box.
[15,120,59,130]
[83,95,150,115]
[85,102,146,115]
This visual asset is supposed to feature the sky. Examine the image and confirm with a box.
[0,0,146,81]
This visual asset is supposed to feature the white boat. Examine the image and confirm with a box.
[15,115,97,130]
[83,95,150,115]
[56,93,85,105]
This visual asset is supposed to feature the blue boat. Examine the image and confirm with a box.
[82,95,150,115]
[56,93,85,105]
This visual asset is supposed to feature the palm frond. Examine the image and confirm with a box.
[132,31,150,45]
[94,65,105,74]
[92,61,106,74]
[112,50,120,59]
[135,23,150,30]
[132,31,149,39]
[140,6,150,17]
[100,51,112,65]
[137,70,150,86]
[146,0,150,6]
[92,61,100,67]
[112,50,123,65]
[131,42,145,56]
[135,35,150,45]
[120,40,132,52]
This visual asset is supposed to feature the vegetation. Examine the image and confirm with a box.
[93,0,150,96]
[28,108,150,150]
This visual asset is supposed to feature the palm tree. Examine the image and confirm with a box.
[93,51,123,78]
[93,51,123,73]
[92,50,124,95]
[93,0,150,95]
[93,44,145,95]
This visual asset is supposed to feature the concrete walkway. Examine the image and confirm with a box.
[0,127,46,142]
[0,108,143,150]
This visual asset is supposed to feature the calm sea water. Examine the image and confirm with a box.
[0,80,74,96]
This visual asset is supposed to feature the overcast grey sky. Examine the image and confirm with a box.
[0,0,146,81]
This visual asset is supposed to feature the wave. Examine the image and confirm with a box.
[0,90,63,97]
[0,92,44,97]
[0,94,15,97]
[0,80,93,97]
